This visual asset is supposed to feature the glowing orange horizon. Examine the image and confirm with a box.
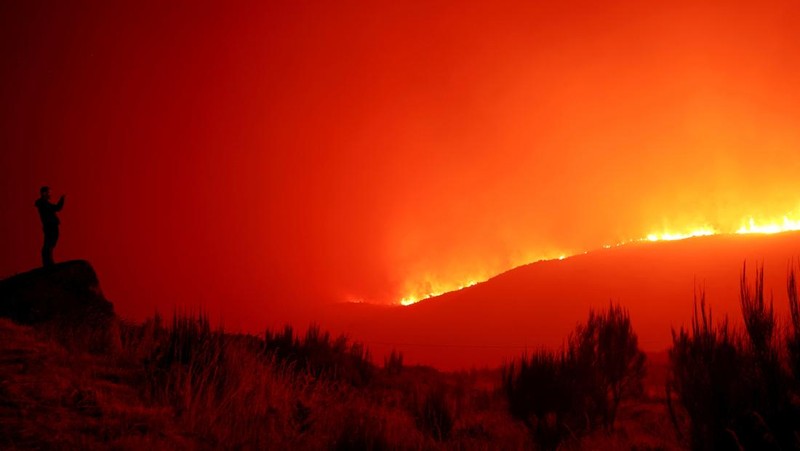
[396,214,800,306]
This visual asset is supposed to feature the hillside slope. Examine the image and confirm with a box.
[320,232,800,369]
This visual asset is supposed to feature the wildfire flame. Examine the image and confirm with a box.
[400,280,478,306]
[645,228,716,242]
[736,217,800,235]
[396,214,800,306]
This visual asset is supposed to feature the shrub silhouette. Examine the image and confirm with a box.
[668,290,746,450]
[502,303,646,448]
[264,323,374,386]
[414,385,454,442]
[787,265,800,382]
[668,264,800,450]
[739,263,775,360]
[502,349,574,449]
[738,264,792,449]
[572,303,646,430]
[384,349,404,375]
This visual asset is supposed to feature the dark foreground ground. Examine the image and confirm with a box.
[0,317,683,450]
[0,261,686,449]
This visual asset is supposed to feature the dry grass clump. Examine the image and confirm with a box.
[0,319,189,450]
[264,323,373,386]
[114,313,532,449]
[118,313,340,448]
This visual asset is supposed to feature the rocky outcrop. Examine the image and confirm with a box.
[0,260,114,325]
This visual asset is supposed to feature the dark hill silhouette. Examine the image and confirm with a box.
[0,260,114,330]
[316,231,800,369]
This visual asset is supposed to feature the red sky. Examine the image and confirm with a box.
[2,1,800,330]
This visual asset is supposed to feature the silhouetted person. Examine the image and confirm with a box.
[35,186,65,267]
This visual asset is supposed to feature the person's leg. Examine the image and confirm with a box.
[41,239,49,267]
[51,226,59,264]
[42,227,58,267]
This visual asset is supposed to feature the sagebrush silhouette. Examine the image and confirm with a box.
[668,263,800,450]
[502,303,646,449]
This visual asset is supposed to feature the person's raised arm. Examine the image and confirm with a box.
[55,195,65,211]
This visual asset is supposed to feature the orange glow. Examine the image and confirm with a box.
[4,1,800,337]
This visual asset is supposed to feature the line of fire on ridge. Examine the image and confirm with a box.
[397,216,800,306]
